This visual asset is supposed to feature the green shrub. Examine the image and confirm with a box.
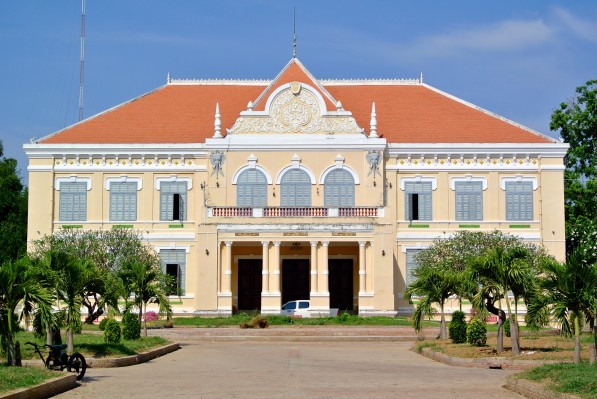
[121,312,141,340]
[504,318,511,337]
[103,319,121,343]
[71,318,83,334]
[466,317,487,346]
[337,312,351,322]
[32,312,44,338]
[98,318,108,331]
[448,311,467,344]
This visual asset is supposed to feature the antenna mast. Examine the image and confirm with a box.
[78,0,86,121]
[293,5,296,58]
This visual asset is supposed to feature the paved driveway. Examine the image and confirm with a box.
[55,341,521,399]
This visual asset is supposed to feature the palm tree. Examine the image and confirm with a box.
[119,257,171,337]
[527,250,597,363]
[405,262,461,339]
[0,257,52,365]
[469,246,532,355]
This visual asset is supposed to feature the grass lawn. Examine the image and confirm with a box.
[17,331,169,360]
[169,313,437,327]
[517,362,597,399]
[0,365,61,394]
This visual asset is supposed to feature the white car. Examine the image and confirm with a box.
[280,300,339,318]
[281,300,311,318]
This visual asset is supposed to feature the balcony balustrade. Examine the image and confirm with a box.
[208,206,381,218]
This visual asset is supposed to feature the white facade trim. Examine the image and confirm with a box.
[276,163,317,184]
[143,233,195,241]
[155,175,193,190]
[231,164,273,184]
[500,175,538,191]
[319,164,360,184]
[400,176,438,191]
[154,244,191,254]
[105,176,143,191]
[54,176,92,191]
[450,175,488,190]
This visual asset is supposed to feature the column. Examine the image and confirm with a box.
[321,241,329,293]
[221,241,232,293]
[270,241,281,293]
[310,241,318,295]
[261,241,270,293]
[358,241,366,295]
[367,241,374,292]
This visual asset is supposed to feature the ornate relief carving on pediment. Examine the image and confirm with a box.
[228,82,364,135]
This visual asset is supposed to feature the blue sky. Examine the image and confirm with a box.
[1,1,596,184]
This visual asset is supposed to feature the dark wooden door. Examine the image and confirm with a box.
[238,259,262,312]
[329,259,354,311]
[281,259,310,304]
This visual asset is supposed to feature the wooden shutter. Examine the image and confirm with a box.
[109,182,137,221]
[237,169,267,207]
[59,182,87,221]
[506,181,533,221]
[281,169,311,207]
[324,169,355,207]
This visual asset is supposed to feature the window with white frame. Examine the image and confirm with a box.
[405,249,422,287]
[324,169,355,207]
[109,182,138,221]
[404,181,432,221]
[237,169,267,207]
[59,181,88,221]
[159,249,186,295]
[160,181,187,221]
[505,181,533,221]
[455,181,483,221]
[281,169,311,207]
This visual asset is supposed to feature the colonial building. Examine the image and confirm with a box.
[25,58,567,316]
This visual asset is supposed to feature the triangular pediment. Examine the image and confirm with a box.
[227,58,364,135]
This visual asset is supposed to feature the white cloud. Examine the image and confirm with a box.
[552,7,597,44]
[417,19,553,56]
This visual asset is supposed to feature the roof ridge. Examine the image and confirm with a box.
[321,78,421,85]
[169,79,270,85]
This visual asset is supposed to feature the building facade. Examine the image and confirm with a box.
[25,58,568,316]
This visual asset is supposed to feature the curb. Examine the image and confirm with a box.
[0,374,76,399]
[86,342,180,368]
[504,375,582,399]
[180,335,428,342]
[416,347,564,370]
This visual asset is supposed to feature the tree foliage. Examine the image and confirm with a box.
[550,80,597,226]
[0,141,27,265]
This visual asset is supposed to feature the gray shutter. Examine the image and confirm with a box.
[110,182,137,221]
[237,169,267,207]
[404,182,432,221]
[405,249,421,287]
[59,182,87,221]
[160,181,187,221]
[281,169,311,207]
[506,181,533,221]
[455,181,483,221]
[159,249,186,295]
[324,169,355,207]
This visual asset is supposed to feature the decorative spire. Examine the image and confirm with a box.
[213,103,222,138]
[293,5,297,58]
[370,102,378,138]
[167,72,171,84]
[420,72,423,83]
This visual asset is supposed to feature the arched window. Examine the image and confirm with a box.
[237,169,267,207]
[281,169,311,207]
[324,169,354,207]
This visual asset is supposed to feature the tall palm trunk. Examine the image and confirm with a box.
[591,323,596,365]
[45,324,53,346]
[439,300,447,339]
[142,301,148,338]
[574,315,581,364]
[66,327,74,354]
[504,294,520,355]
[6,311,15,366]
[496,309,506,354]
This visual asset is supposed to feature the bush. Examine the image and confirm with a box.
[121,312,141,340]
[71,318,83,334]
[504,318,511,337]
[448,311,467,344]
[145,311,158,322]
[98,318,108,331]
[103,319,121,343]
[466,318,487,346]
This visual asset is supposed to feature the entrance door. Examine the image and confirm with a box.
[238,259,262,312]
[281,259,310,304]
[329,259,354,311]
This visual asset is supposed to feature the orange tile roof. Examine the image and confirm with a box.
[40,61,553,145]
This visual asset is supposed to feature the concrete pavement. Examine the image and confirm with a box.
[54,340,522,399]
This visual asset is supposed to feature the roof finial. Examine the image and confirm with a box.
[213,103,222,138]
[167,72,171,84]
[370,102,378,138]
[293,4,297,58]
[420,72,423,83]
